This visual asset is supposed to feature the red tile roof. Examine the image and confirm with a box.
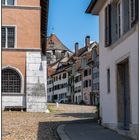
[47,34,72,53]
[48,66,55,76]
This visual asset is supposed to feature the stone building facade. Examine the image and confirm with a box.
[2,0,49,112]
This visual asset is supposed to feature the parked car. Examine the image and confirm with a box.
[57,98,69,104]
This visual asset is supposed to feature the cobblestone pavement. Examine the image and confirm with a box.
[2,103,96,140]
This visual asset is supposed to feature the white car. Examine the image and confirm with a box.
[57,98,68,103]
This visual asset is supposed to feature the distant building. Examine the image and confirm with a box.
[88,45,99,105]
[46,34,73,64]
[80,36,98,104]
[47,67,54,102]
[47,35,98,105]
[73,61,82,104]
[47,55,71,102]
[67,36,98,104]
[86,0,138,139]
[82,54,92,105]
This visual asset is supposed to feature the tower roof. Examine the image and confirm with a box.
[46,34,73,53]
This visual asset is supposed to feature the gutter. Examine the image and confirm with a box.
[85,0,97,14]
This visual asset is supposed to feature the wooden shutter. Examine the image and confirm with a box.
[123,0,130,34]
[7,27,15,48]
[135,0,139,22]
[105,5,111,47]
[131,0,139,26]
[110,2,118,43]
[2,27,6,48]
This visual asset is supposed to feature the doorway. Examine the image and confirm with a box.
[117,58,130,130]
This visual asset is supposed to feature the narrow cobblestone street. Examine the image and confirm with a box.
[2,103,96,140]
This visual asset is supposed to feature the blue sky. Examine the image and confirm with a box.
[48,0,99,52]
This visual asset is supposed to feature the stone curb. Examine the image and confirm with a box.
[57,124,71,140]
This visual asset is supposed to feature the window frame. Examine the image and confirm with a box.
[89,69,91,75]
[2,25,17,49]
[89,80,91,87]
[107,68,111,93]
[2,66,24,94]
[129,0,137,26]
[2,0,16,6]
[105,0,137,47]
[63,73,67,79]
[117,1,121,38]
[56,76,58,81]
[84,69,88,77]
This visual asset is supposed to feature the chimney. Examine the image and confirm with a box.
[85,36,90,48]
[75,42,79,56]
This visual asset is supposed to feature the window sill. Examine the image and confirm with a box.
[2,93,25,96]
[2,48,41,51]
[2,5,15,6]
[108,24,137,49]
[2,5,41,10]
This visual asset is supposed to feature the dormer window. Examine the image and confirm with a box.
[2,0,15,6]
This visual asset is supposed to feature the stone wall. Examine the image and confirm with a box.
[2,95,26,109]
[26,52,47,112]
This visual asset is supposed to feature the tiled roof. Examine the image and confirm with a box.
[46,34,73,53]
[82,51,92,60]
[77,47,87,57]
[48,66,55,76]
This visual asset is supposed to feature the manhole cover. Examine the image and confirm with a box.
[2,131,10,136]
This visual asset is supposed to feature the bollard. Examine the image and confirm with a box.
[56,102,59,108]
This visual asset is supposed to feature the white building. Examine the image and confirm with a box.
[92,45,99,105]
[52,71,68,101]
[47,77,53,102]
[74,73,82,104]
[86,0,138,139]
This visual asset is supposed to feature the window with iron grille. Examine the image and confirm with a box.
[2,26,15,48]
[2,68,21,93]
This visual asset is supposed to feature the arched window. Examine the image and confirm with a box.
[2,68,21,93]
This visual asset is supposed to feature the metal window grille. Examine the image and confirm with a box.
[2,27,6,48]
[7,27,15,48]
[2,68,21,93]
[1,26,15,48]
